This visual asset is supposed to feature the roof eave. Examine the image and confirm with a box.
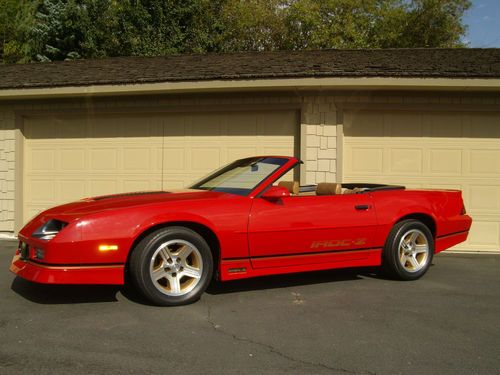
[1,77,500,100]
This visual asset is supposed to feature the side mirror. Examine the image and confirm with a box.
[261,186,290,201]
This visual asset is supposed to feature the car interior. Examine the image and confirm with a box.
[276,181,366,196]
[275,181,405,196]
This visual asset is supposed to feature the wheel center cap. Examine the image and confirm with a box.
[165,261,182,273]
[172,263,181,272]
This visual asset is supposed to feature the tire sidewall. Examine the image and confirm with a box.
[131,227,213,306]
[384,220,434,280]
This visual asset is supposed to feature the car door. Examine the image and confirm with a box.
[248,193,379,269]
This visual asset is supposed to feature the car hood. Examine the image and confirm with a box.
[41,189,229,219]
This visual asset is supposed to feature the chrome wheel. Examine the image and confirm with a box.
[398,229,429,273]
[149,239,203,296]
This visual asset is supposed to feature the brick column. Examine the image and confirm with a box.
[301,96,337,185]
[0,109,16,232]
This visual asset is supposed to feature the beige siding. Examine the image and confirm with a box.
[343,110,500,252]
[1,92,499,238]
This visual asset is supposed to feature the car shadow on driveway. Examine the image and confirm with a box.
[10,276,123,304]
[10,267,387,305]
[206,267,375,295]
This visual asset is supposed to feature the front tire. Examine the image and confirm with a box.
[382,219,434,280]
[129,226,213,306]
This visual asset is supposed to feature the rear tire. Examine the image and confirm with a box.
[129,226,213,306]
[382,219,434,280]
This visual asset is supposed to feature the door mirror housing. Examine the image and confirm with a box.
[261,186,290,201]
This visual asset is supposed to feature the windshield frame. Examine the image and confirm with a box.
[189,156,298,197]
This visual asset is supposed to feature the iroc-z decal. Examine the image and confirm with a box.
[310,238,367,249]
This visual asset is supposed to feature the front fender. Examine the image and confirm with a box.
[134,212,218,240]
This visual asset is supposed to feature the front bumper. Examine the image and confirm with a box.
[10,255,125,285]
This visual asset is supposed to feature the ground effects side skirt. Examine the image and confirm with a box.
[220,248,382,281]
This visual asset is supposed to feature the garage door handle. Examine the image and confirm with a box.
[355,205,370,210]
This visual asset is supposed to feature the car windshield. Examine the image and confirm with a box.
[189,157,288,196]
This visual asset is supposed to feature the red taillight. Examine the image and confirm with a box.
[461,205,467,215]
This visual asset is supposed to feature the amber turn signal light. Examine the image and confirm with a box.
[98,245,118,251]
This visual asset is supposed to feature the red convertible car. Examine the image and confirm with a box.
[11,156,472,306]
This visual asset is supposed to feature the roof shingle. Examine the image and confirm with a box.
[1,48,499,90]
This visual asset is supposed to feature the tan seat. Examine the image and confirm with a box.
[343,187,363,194]
[316,183,342,196]
[278,181,299,195]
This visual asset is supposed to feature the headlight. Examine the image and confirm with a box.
[32,219,68,241]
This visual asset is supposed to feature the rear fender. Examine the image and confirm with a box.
[385,207,437,239]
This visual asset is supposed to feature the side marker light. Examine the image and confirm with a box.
[99,245,119,251]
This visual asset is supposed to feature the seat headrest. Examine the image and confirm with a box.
[316,183,342,196]
[278,181,299,195]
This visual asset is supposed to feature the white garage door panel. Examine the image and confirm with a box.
[344,111,500,252]
[24,111,297,222]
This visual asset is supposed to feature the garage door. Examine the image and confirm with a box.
[344,110,500,252]
[23,110,297,222]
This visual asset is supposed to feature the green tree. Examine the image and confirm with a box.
[4,0,222,62]
[215,0,290,52]
[78,0,149,58]
[283,0,470,50]
[0,0,18,60]
[0,0,37,63]
[1,0,472,64]
[135,0,221,55]
[28,0,83,61]
[284,0,407,49]
[396,0,471,48]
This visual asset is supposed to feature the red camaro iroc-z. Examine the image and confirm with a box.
[11,156,472,306]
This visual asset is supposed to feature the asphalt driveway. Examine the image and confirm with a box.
[1,239,499,375]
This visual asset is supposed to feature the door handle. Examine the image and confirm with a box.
[355,204,370,210]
